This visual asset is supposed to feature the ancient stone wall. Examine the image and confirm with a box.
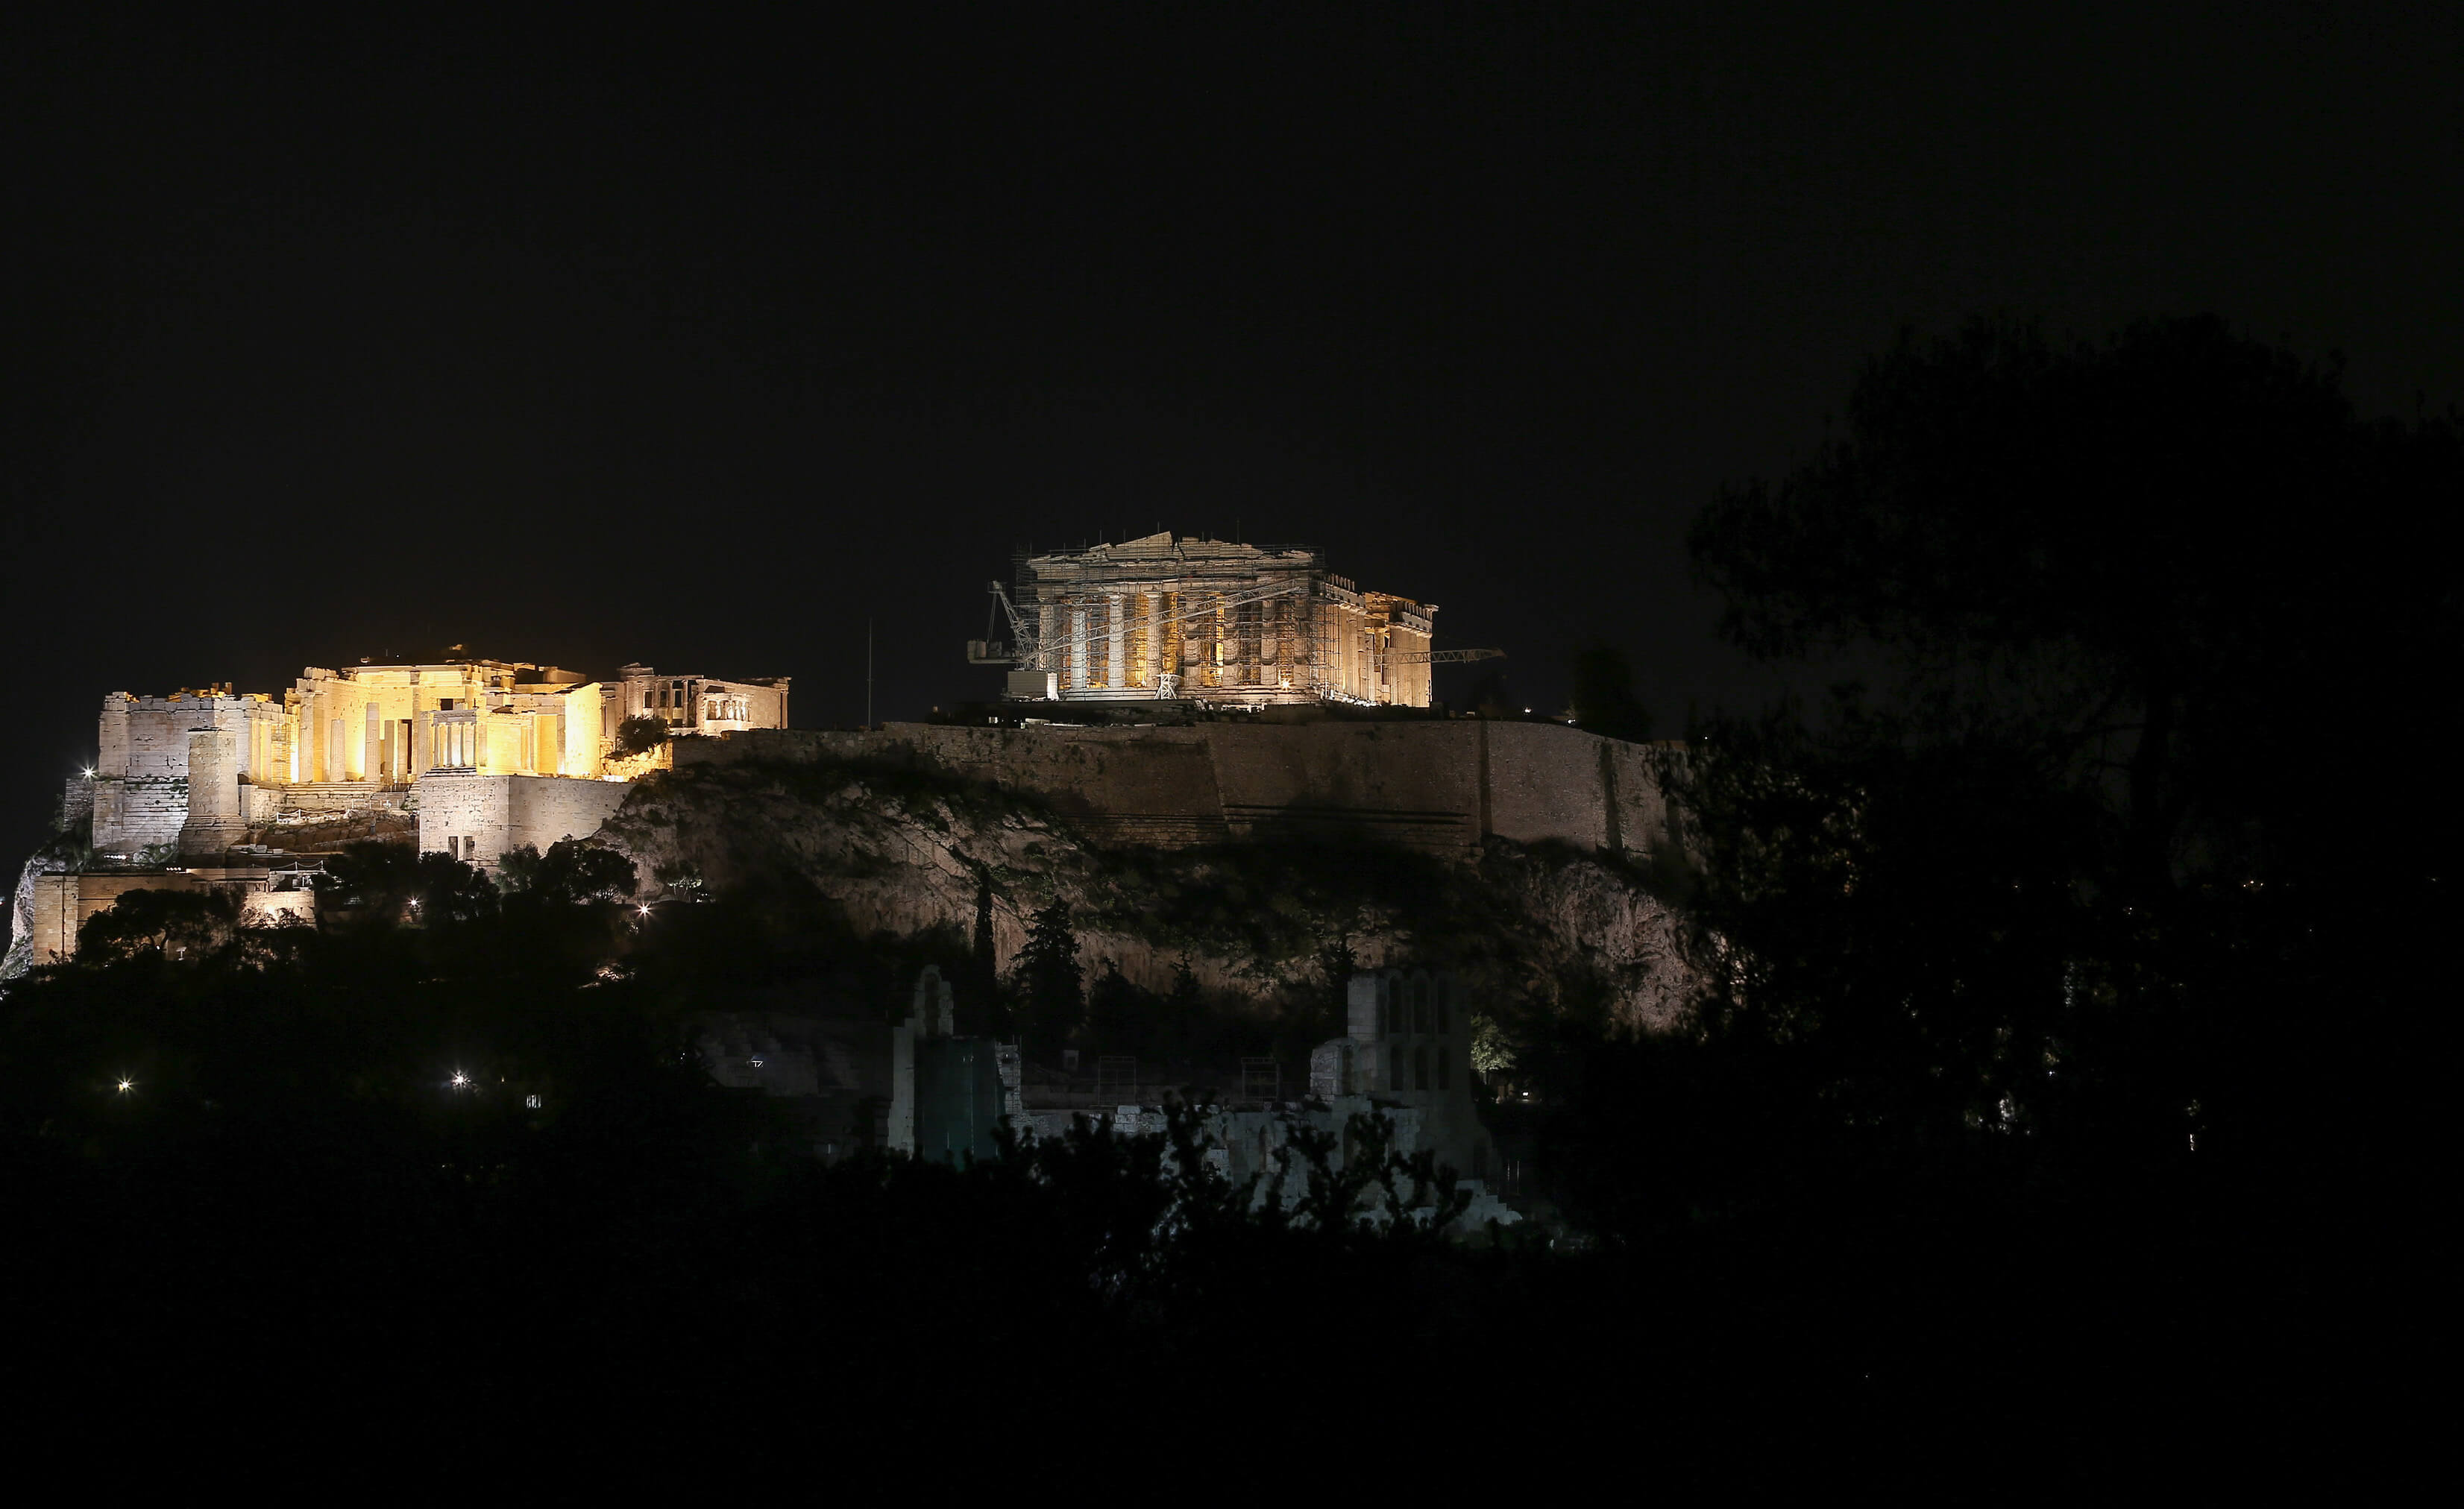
[22,872,88,963]
[509,775,632,856]
[416,772,510,860]
[1478,722,1675,856]
[417,774,630,864]
[1205,722,1479,849]
[117,702,199,778]
[90,694,279,851]
[20,870,318,966]
[673,719,1674,862]
[274,783,410,816]
[92,779,187,854]
[180,728,245,854]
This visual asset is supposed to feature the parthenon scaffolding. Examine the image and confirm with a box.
[969,534,1439,708]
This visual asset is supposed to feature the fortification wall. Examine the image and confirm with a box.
[118,705,198,778]
[508,776,632,854]
[675,719,1676,861]
[21,871,317,965]
[418,773,509,859]
[1204,722,1480,849]
[92,779,188,854]
[26,872,207,964]
[1606,738,1676,857]
[93,703,200,850]
[275,783,409,816]
[92,696,278,850]
[22,872,86,964]
[418,774,629,863]
[180,728,245,854]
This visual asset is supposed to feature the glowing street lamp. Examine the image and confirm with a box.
[116,1078,134,1094]
[450,1071,471,1089]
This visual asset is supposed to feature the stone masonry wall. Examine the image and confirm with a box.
[1206,722,1480,849]
[92,779,188,854]
[23,872,206,965]
[92,695,276,851]
[276,784,411,816]
[20,871,318,966]
[417,774,630,863]
[507,775,632,856]
[417,772,510,859]
[672,719,1677,862]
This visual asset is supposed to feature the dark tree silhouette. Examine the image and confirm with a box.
[612,714,669,757]
[1011,899,1084,1053]
[74,888,241,963]
[1084,957,1148,1053]
[499,839,638,905]
[1675,314,2461,1166]
[1566,637,1654,743]
[316,839,426,923]
[1691,315,2460,896]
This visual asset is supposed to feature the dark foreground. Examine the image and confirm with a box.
[1,914,2413,1492]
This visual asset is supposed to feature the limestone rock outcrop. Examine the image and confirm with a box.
[594,757,1697,1033]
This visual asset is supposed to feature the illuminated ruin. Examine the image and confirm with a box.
[81,655,787,860]
[21,654,788,963]
[969,533,1486,708]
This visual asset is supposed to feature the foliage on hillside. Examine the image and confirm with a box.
[592,754,1695,1050]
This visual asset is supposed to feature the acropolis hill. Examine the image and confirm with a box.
[13,568,1689,1028]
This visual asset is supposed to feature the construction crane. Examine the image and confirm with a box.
[1389,646,1506,665]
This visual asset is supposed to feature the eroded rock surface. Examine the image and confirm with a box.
[597,758,1696,1032]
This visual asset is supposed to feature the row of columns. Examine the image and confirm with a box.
[1029,587,1439,703]
[1049,590,1336,693]
[283,704,569,780]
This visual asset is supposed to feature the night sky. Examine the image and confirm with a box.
[6,7,2459,863]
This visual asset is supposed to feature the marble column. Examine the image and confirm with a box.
[1107,594,1126,690]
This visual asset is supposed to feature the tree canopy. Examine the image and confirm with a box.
[1691,315,2460,893]
[1011,898,1084,1053]
[498,839,639,906]
[1671,315,2460,1170]
[612,714,669,757]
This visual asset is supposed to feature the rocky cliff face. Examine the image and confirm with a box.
[595,757,1696,1033]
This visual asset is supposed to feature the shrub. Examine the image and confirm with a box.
[612,715,670,757]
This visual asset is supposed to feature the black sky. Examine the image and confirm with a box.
[5,6,2459,861]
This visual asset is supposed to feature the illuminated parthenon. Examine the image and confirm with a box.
[971,534,1440,708]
